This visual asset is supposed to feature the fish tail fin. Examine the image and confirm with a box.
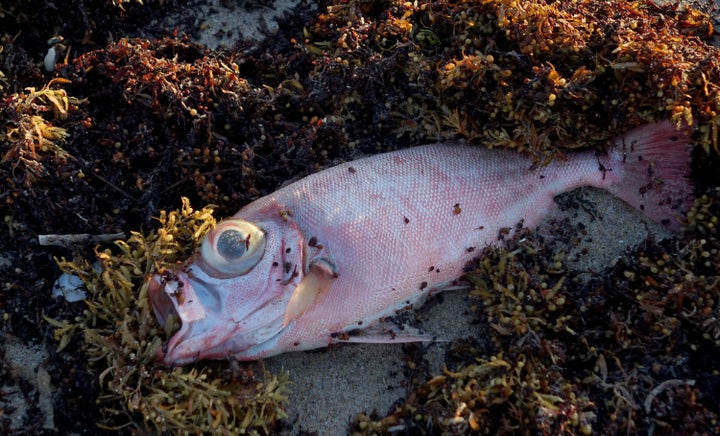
[606,121,694,232]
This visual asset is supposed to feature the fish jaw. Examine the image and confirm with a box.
[148,272,242,364]
[148,204,307,365]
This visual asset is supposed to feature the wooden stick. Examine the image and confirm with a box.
[38,232,126,247]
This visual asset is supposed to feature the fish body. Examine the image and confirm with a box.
[149,122,692,365]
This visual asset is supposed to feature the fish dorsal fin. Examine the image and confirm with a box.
[283,257,337,327]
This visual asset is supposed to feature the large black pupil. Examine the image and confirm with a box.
[217,229,246,260]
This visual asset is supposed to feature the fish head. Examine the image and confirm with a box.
[149,204,306,365]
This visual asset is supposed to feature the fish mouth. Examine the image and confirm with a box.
[148,272,233,365]
[148,274,180,329]
[148,272,219,327]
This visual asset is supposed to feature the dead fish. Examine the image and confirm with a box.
[149,122,692,365]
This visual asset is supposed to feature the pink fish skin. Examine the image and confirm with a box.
[149,122,692,365]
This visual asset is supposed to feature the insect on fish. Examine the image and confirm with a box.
[149,122,693,365]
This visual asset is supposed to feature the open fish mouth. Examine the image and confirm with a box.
[148,271,222,326]
[148,274,180,329]
[148,271,246,364]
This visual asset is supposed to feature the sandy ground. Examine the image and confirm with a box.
[0,0,715,434]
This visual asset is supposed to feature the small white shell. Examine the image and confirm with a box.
[52,273,87,302]
[43,47,57,72]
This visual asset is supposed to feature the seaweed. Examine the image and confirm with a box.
[1,78,85,183]
[301,0,720,158]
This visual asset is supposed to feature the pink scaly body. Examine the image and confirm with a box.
[149,122,692,365]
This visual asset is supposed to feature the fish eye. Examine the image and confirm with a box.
[216,229,247,260]
[200,219,266,276]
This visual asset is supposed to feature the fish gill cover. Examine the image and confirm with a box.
[0,0,719,433]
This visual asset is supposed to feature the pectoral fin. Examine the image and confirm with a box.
[283,257,337,327]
